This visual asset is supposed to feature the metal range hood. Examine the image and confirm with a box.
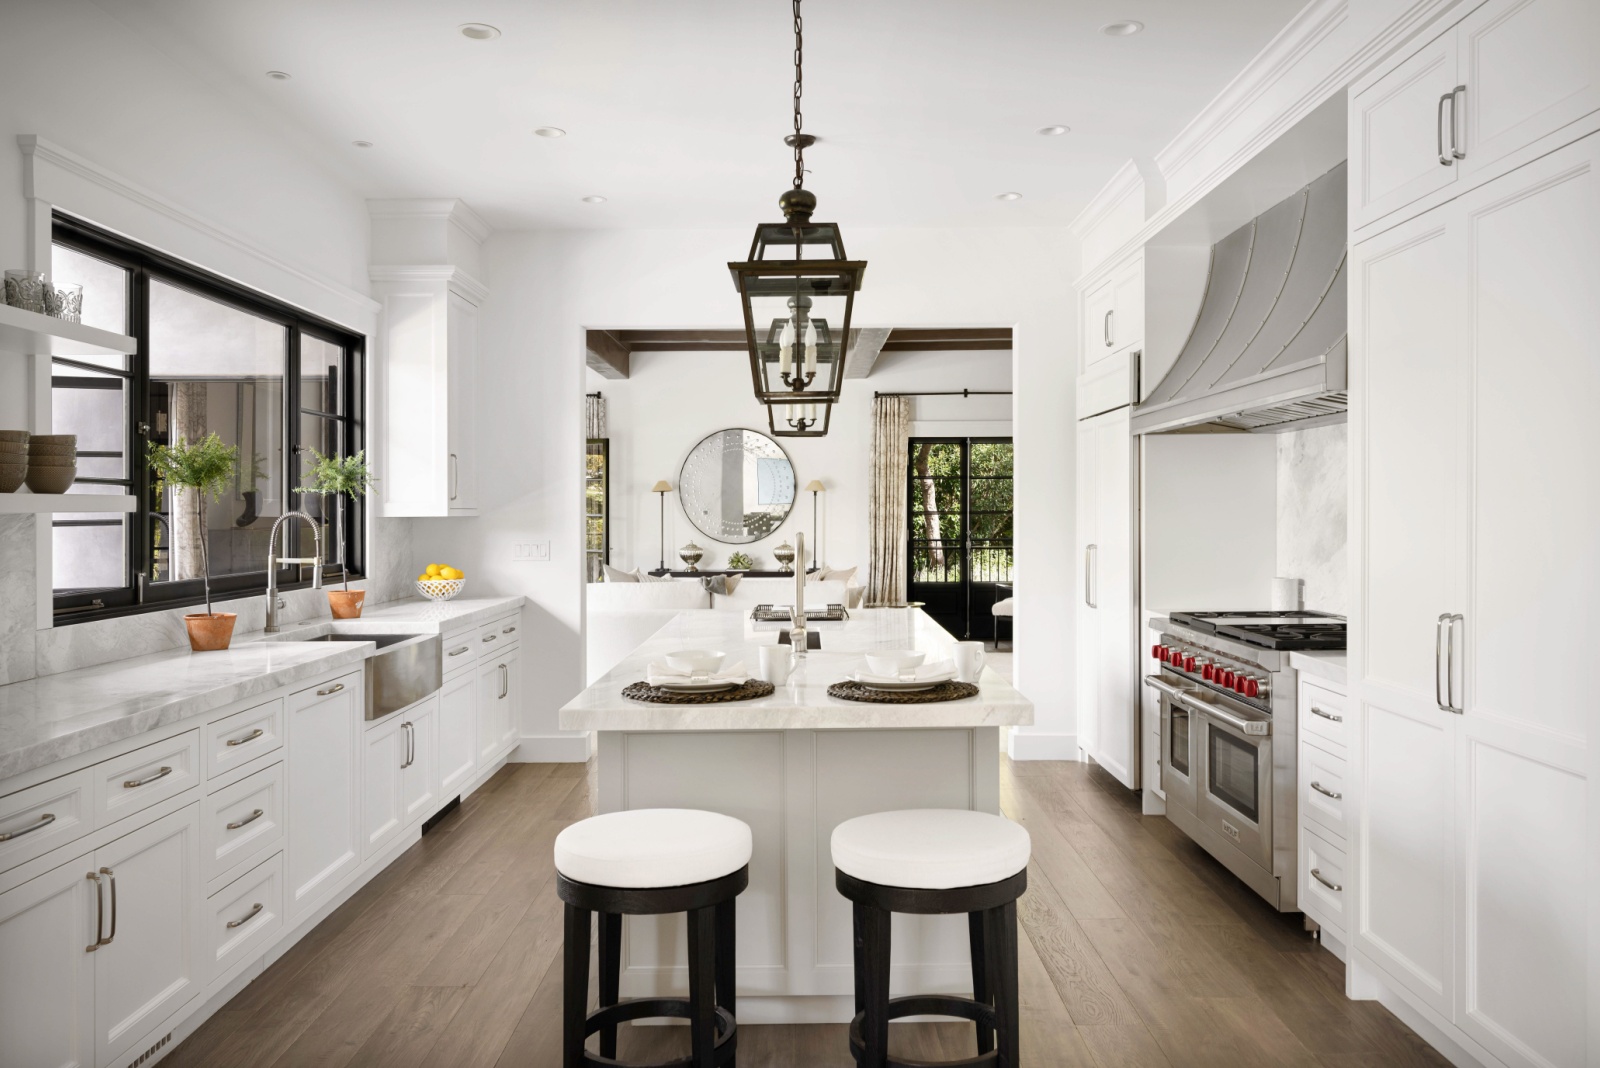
[1132,162,1348,435]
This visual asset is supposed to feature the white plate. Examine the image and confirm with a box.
[847,673,953,693]
[653,679,744,693]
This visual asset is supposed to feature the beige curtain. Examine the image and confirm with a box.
[585,393,607,439]
[866,395,911,606]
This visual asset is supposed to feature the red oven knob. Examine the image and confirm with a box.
[1245,678,1260,698]
[1235,674,1249,694]
[1152,644,1163,660]
[1183,654,1196,672]
[1221,670,1235,688]
[1202,664,1215,681]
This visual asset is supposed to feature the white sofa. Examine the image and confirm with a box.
[585,576,857,684]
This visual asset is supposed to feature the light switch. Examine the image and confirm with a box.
[529,541,551,562]
[512,542,551,562]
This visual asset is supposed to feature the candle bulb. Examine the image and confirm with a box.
[778,320,793,377]
[803,322,818,376]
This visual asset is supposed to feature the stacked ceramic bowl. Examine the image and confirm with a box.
[26,434,77,494]
[0,431,26,493]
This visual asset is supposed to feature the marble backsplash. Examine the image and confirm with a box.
[1277,423,1348,615]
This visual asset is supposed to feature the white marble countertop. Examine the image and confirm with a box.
[0,595,524,783]
[1289,650,1347,688]
[560,607,1033,731]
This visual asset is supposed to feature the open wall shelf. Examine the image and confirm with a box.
[0,303,135,358]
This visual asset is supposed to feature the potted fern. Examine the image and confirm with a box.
[146,433,240,651]
[296,449,376,618]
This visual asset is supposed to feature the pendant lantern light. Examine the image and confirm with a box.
[728,0,865,438]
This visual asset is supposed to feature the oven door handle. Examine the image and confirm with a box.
[1186,696,1272,737]
[1143,676,1189,702]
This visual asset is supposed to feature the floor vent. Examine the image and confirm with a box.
[127,1031,171,1067]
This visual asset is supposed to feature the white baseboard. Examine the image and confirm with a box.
[1006,730,1079,761]
[516,731,593,763]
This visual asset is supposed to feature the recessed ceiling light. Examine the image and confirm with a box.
[1101,20,1144,36]
[352,140,374,149]
[534,127,567,138]
[266,70,291,80]
[1037,125,1070,136]
[996,192,1023,201]
[459,23,501,40]
[581,195,608,204]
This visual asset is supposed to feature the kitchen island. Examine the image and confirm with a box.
[559,607,1033,1023]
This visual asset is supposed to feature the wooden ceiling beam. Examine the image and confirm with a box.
[585,329,631,379]
[844,327,894,379]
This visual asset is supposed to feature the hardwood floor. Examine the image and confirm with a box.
[165,757,1448,1067]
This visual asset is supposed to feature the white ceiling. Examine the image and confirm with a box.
[105,0,1305,231]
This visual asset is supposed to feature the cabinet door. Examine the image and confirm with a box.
[1452,137,1595,1068]
[1352,30,1461,230]
[1081,280,1116,371]
[437,670,478,797]
[1109,256,1144,358]
[1349,206,1465,1017]
[499,648,522,753]
[446,291,478,514]
[362,716,405,859]
[1076,409,1138,787]
[1457,0,1600,181]
[1074,419,1100,759]
[402,698,440,825]
[93,805,202,1068]
[477,654,517,764]
[286,674,361,918]
[0,853,96,1068]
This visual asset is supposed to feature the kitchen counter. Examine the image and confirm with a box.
[1289,650,1347,687]
[560,607,1032,731]
[0,595,523,782]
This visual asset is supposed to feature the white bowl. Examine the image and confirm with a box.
[665,649,726,675]
[865,649,926,677]
[415,577,464,602]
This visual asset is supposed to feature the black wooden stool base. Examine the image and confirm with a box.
[848,995,1000,1067]
[559,867,748,1068]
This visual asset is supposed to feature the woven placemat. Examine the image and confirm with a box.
[827,680,980,704]
[622,680,776,704]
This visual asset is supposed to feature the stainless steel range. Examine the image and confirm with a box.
[1145,610,1345,912]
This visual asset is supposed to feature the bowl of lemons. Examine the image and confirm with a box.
[416,563,466,602]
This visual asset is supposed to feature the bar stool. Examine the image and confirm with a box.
[831,809,1031,1068]
[555,808,751,1068]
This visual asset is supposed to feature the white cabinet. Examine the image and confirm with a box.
[1080,254,1144,373]
[362,714,405,859]
[1352,0,1600,232]
[437,667,478,797]
[1075,407,1138,788]
[1349,135,1596,1067]
[0,853,96,1068]
[401,698,440,824]
[476,646,520,765]
[445,291,478,513]
[286,672,361,918]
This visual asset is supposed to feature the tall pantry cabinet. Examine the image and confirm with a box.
[1347,1,1597,1063]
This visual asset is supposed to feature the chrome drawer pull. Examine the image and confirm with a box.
[226,902,264,929]
[227,808,265,831]
[123,766,172,789]
[1310,867,1342,893]
[1309,706,1342,723]
[226,728,265,747]
[502,625,517,635]
[448,646,470,657]
[317,682,345,696]
[482,634,497,644]
[1310,781,1342,801]
[0,812,56,841]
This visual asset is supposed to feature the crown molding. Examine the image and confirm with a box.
[19,134,380,320]
[367,197,491,245]
[1068,160,1143,239]
[369,263,490,304]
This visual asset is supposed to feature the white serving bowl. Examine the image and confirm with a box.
[665,649,726,675]
[865,649,926,677]
[416,577,465,602]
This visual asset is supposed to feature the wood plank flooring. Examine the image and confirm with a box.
[165,757,1448,1067]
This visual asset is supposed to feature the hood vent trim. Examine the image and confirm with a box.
[1133,162,1348,435]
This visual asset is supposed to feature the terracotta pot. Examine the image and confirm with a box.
[327,590,366,619]
[184,612,237,652]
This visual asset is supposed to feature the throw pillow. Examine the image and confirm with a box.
[602,563,639,583]
[808,564,857,586]
[634,569,674,583]
[699,573,743,596]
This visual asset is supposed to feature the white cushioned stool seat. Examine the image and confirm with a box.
[991,596,1015,618]
[555,808,752,889]
[831,809,1031,890]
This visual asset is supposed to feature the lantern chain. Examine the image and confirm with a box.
[792,0,804,189]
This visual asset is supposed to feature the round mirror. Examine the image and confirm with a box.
[678,428,796,544]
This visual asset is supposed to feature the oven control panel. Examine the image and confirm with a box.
[1152,634,1273,711]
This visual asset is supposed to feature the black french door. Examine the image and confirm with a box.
[906,438,1014,639]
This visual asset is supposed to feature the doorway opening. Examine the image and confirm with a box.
[907,438,1014,640]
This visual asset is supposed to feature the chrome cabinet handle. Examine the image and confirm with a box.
[1310,781,1343,800]
[1309,706,1342,723]
[85,871,105,952]
[317,682,345,697]
[1310,867,1342,893]
[449,453,459,501]
[227,808,265,831]
[448,645,470,657]
[226,728,265,747]
[482,634,497,644]
[123,766,172,789]
[1438,91,1454,165]
[499,664,509,700]
[1083,544,1097,609]
[502,625,517,635]
[1103,309,1113,347]
[1435,613,1450,711]
[0,812,56,841]
[226,902,263,930]
[409,722,415,767]
[1445,613,1464,714]
[101,867,117,945]
[400,722,414,769]
[1450,85,1466,160]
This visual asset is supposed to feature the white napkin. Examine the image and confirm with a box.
[853,659,956,686]
[647,660,750,687]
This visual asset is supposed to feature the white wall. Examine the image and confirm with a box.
[412,225,1078,761]
[589,347,1011,576]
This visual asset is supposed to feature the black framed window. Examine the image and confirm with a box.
[50,215,365,623]
[585,439,610,582]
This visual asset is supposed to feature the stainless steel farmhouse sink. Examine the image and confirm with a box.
[266,627,442,720]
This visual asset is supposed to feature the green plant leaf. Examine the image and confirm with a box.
[145,433,240,502]
[295,449,376,499]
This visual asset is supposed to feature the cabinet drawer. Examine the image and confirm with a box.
[202,762,284,888]
[0,768,94,875]
[205,698,284,782]
[1300,743,1348,842]
[1299,680,1347,751]
[475,615,519,658]
[442,632,478,676]
[1300,827,1347,935]
[206,851,284,988]
[93,731,200,829]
